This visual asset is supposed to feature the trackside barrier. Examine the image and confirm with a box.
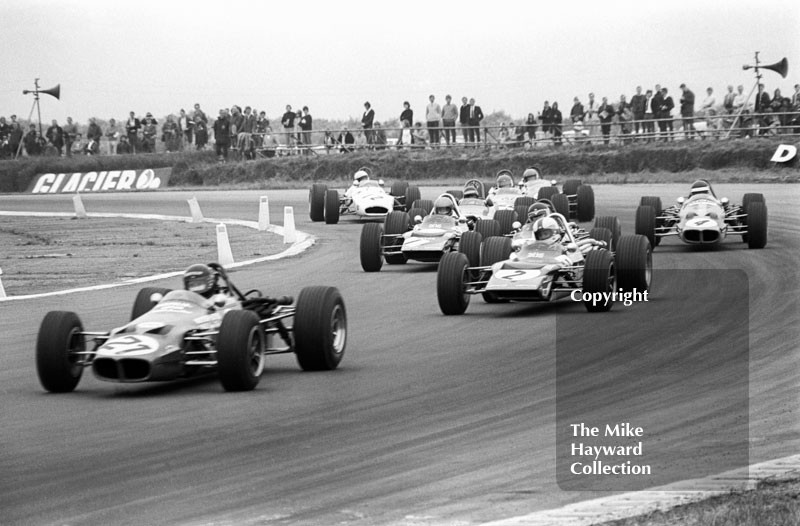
[283,206,297,244]
[0,268,6,299]
[187,196,203,222]
[215,224,235,266]
[73,194,87,218]
[258,196,270,231]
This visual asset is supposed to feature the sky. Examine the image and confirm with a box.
[2,0,799,126]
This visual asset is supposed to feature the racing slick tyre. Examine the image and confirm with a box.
[635,205,658,248]
[384,211,410,265]
[494,209,517,235]
[294,286,347,370]
[741,193,764,214]
[437,252,471,315]
[474,219,501,239]
[446,189,464,200]
[404,186,422,212]
[309,183,327,222]
[552,193,570,218]
[537,186,559,201]
[583,249,615,312]
[359,223,384,272]
[593,216,621,250]
[458,231,483,267]
[408,207,428,222]
[131,287,172,321]
[36,311,86,393]
[481,236,513,303]
[390,180,409,198]
[588,227,614,251]
[745,201,768,249]
[616,234,652,292]
[217,310,265,391]
[514,196,537,209]
[412,199,434,215]
[562,179,582,197]
[515,205,531,225]
[576,184,595,222]
[639,196,663,215]
[324,189,340,224]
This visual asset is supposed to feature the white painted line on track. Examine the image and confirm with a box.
[479,454,800,526]
[0,211,316,302]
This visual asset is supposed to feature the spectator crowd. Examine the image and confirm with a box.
[2,80,799,160]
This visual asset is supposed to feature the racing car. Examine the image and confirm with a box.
[634,179,767,249]
[35,263,347,393]
[309,167,421,224]
[514,166,596,222]
[436,211,651,314]
[359,193,504,272]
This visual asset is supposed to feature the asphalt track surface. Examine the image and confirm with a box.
[1,184,798,525]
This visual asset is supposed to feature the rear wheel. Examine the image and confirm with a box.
[745,201,767,249]
[538,186,558,200]
[390,180,409,198]
[552,193,570,218]
[359,223,384,272]
[514,196,537,209]
[309,183,327,222]
[445,189,464,200]
[131,287,171,321]
[407,207,427,222]
[36,311,85,393]
[589,227,614,250]
[593,216,621,250]
[437,252,470,315]
[294,286,347,370]
[635,205,657,249]
[562,179,582,197]
[515,205,530,225]
[474,219,501,239]
[494,209,517,234]
[324,189,340,224]
[458,231,483,267]
[616,234,652,292]
[217,310,264,391]
[639,196,663,215]
[404,186,422,211]
[576,185,595,222]
[582,249,615,312]
[412,199,434,215]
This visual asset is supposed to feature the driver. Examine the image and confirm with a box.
[433,195,457,216]
[462,186,480,199]
[520,167,541,183]
[183,263,220,298]
[526,202,551,223]
[345,169,370,199]
[532,217,565,246]
[496,172,514,189]
[689,179,711,196]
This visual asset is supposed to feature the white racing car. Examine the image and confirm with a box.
[635,179,767,249]
[309,167,421,224]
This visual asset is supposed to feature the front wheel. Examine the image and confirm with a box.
[36,311,86,393]
[635,205,657,249]
[616,234,652,292]
[294,286,347,370]
[576,185,595,222]
[309,183,327,221]
[582,249,615,312]
[437,252,470,315]
[359,222,384,272]
[217,310,265,391]
[324,189,340,224]
[745,201,767,249]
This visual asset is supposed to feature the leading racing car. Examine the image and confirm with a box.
[634,179,767,249]
[35,263,347,393]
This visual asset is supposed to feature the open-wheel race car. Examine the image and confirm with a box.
[436,211,651,314]
[36,263,347,393]
[359,193,507,272]
[515,166,595,222]
[635,179,767,249]
[309,167,421,224]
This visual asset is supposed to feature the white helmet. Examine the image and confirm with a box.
[433,196,454,216]
[522,167,541,182]
[353,170,369,184]
[532,217,564,244]
[690,180,710,195]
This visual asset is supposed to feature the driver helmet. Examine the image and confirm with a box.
[183,263,218,297]
[496,173,514,188]
[433,196,454,216]
[462,186,479,199]
[353,169,369,185]
[527,202,551,222]
[689,180,710,196]
[532,217,564,245]
[521,167,541,182]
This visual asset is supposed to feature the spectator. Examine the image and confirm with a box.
[8,122,23,157]
[162,115,180,152]
[467,98,484,145]
[618,95,633,143]
[412,122,429,147]
[755,84,770,113]
[213,109,231,160]
[178,109,193,149]
[425,94,441,146]
[255,112,269,148]
[374,122,387,150]
[194,118,208,150]
[551,102,563,145]
[585,92,598,142]
[498,123,511,145]
[598,96,615,145]
[281,104,296,148]
[525,113,538,144]
[679,83,696,139]
[398,120,413,149]
[192,103,208,126]
[63,116,79,157]
[540,101,553,137]
[361,101,375,147]
[441,94,458,146]
[643,89,655,141]
[86,118,103,151]
[701,87,717,117]
[260,125,280,156]
[570,97,584,124]
[70,133,85,156]
[238,106,256,158]
[337,126,355,153]
[732,84,751,136]
[45,119,64,156]
[23,124,42,156]
[229,106,244,145]
[630,86,646,137]
[459,96,470,144]
[116,134,132,154]
[651,85,664,140]
[125,112,140,154]
[106,118,120,155]
[0,116,8,143]
[659,87,675,141]
[400,101,414,142]
[298,106,312,152]
[141,113,158,152]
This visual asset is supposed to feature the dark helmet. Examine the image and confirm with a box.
[183,263,218,297]
[527,202,551,222]
[433,196,454,215]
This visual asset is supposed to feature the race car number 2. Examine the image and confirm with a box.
[100,335,159,355]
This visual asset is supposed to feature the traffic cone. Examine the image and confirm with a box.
[216,223,235,266]
[258,196,270,231]
[73,194,87,218]
[283,206,297,244]
[187,196,204,222]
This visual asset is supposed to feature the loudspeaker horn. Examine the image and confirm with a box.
[40,84,60,100]
[763,58,789,78]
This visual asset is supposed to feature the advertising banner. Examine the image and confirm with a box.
[28,167,171,194]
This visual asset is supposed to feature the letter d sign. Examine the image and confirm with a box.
[770,144,797,163]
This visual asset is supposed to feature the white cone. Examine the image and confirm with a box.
[258,196,270,231]
[0,267,6,299]
[73,194,87,218]
[216,223,235,266]
[187,196,204,222]
[283,206,297,244]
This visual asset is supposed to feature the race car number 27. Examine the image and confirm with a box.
[101,335,158,355]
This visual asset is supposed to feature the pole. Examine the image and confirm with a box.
[724,52,762,139]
